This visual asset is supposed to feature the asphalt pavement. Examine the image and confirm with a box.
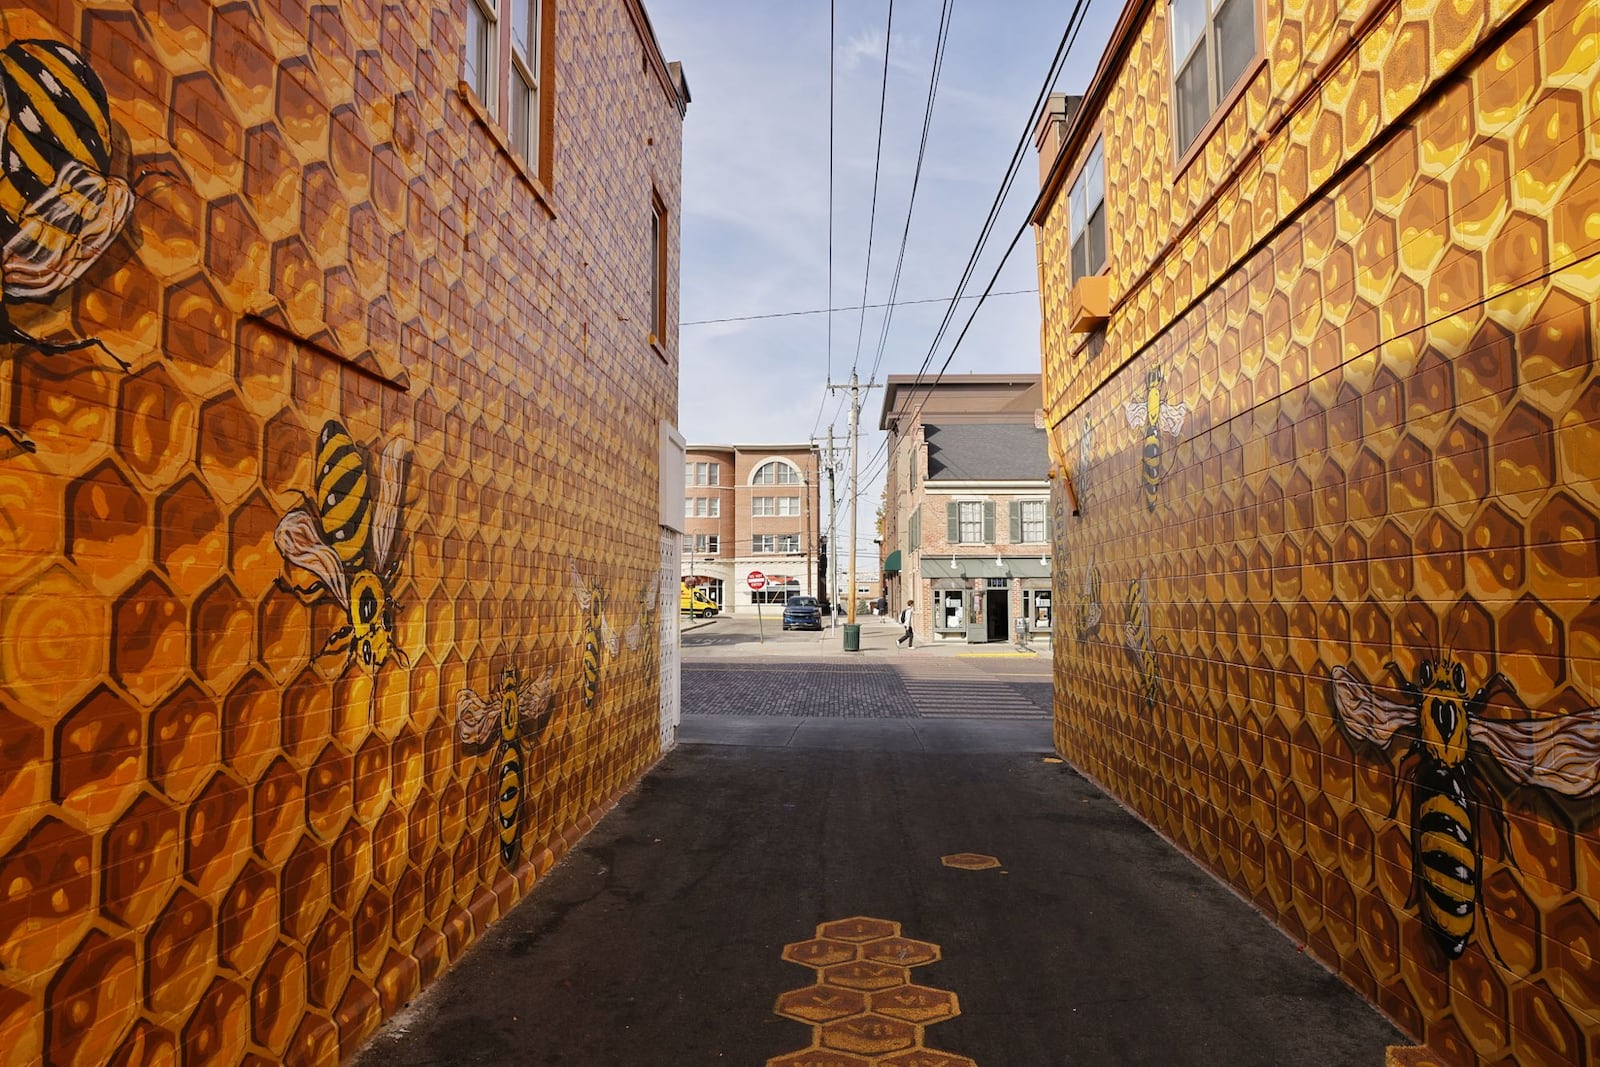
[354,616,1408,1066]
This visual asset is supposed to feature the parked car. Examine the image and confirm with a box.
[782,595,823,631]
[680,586,719,618]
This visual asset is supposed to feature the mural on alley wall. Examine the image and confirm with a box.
[570,560,654,710]
[0,36,145,451]
[1039,0,1600,1058]
[1121,367,1186,512]
[0,0,683,1063]
[1332,660,1600,962]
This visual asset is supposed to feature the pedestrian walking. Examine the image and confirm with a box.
[896,601,915,648]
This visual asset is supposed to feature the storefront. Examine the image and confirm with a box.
[917,558,1052,644]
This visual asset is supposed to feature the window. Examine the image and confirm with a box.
[682,533,718,554]
[936,590,965,631]
[752,533,801,553]
[465,0,496,106]
[1011,499,1047,543]
[1070,140,1106,280]
[753,497,800,517]
[650,194,667,345]
[686,462,720,486]
[1171,0,1257,153]
[778,534,800,553]
[950,500,994,545]
[687,497,720,518]
[753,461,801,485]
[508,0,540,166]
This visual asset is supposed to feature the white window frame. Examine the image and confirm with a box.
[957,501,984,545]
[1170,0,1258,154]
[1069,139,1105,280]
[752,534,775,553]
[465,0,497,110]
[1021,500,1047,544]
[752,460,802,485]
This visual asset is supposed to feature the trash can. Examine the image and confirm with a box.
[842,624,860,652]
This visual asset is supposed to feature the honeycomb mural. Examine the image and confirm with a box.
[1036,0,1600,1062]
[0,0,684,1063]
[771,917,972,1067]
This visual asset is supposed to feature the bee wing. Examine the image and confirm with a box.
[624,620,643,652]
[1084,602,1101,630]
[1329,665,1413,747]
[1123,401,1149,431]
[455,687,498,747]
[1469,708,1600,798]
[369,436,412,574]
[517,667,558,743]
[601,615,621,657]
[1158,402,1189,438]
[274,508,349,608]
[2,163,132,300]
[569,559,592,610]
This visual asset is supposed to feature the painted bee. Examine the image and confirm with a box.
[1332,659,1600,960]
[1074,412,1094,494]
[1123,368,1188,512]
[0,38,155,452]
[457,666,556,867]
[566,559,646,710]
[275,420,412,674]
[1074,559,1101,643]
[1122,575,1159,710]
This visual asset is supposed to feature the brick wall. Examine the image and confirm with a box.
[1038,0,1600,1060]
[0,1,683,1063]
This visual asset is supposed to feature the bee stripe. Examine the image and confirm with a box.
[6,43,110,168]
[1,117,56,202]
[316,438,371,563]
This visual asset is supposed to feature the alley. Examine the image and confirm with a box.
[354,634,1406,1066]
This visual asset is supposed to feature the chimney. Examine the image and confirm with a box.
[1033,93,1080,187]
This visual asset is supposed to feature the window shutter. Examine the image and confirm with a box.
[947,501,959,542]
[1009,501,1022,544]
[983,501,996,543]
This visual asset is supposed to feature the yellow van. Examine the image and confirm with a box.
[680,586,719,618]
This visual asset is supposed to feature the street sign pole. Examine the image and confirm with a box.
[747,570,767,645]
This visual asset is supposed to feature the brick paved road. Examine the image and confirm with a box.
[683,658,1052,720]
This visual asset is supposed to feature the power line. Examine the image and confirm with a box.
[847,0,897,381]
[810,0,838,441]
[683,288,1037,327]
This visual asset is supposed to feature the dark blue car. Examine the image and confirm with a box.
[781,595,823,631]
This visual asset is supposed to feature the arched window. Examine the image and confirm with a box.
[752,460,801,485]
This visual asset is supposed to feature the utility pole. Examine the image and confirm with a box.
[826,426,838,631]
[826,373,882,638]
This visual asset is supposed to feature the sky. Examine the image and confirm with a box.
[649,0,1120,561]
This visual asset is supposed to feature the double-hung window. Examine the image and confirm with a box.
[1070,140,1106,280]
[461,0,550,181]
[1011,499,1047,543]
[508,0,540,166]
[465,0,496,106]
[650,194,668,346]
[1171,0,1258,153]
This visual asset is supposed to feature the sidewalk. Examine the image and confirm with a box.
[682,612,1051,659]
[355,663,1406,1066]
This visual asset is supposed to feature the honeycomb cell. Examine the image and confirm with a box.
[150,682,220,803]
[1498,596,1566,693]
[198,393,263,508]
[282,667,334,764]
[307,741,353,841]
[146,886,215,1018]
[372,804,407,888]
[218,858,279,974]
[254,757,305,865]
[220,669,280,783]
[243,123,302,242]
[300,164,349,270]
[821,962,909,992]
[210,1,275,121]
[390,723,423,808]
[106,1019,177,1067]
[54,685,142,831]
[182,976,249,1067]
[869,985,959,1024]
[45,930,139,1067]
[259,587,312,685]
[204,195,270,311]
[282,836,331,944]
[194,577,254,694]
[334,974,381,1060]
[1510,979,1583,1066]
[820,1015,917,1056]
[862,938,940,968]
[354,733,389,820]
[391,866,424,945]
[287,1011,339,1067]
[252,941,307,1055]
[66,461,150,590]
[775,986,867,1024]
[1,817,93,976]
[331,819,373,914]
[767,1054,871,1067]
[1465,504,1526,596]
[185,771,251,897]
[1511,90,1584,212]
[162,272,236,395]
[155,476,226,598]
[1,565,110,716]
[1413,514,1465,601]
[306,912,354,1010]
[354,884,391,972]
[878,1052,977,1067]
[116,363,198,492]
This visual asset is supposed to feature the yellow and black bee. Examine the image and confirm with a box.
[1121,575,1159,710]
[1074,559,1101,643]
[275,420,412,674]
[1333,659,1600,960]
[568,561,654,709]
[1123,368,1188,512]
[0,38,154,451]
[457,666,556,867]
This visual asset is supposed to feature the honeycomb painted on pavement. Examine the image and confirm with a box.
[772,917,973,1067]
[1036,0,1600,1061]
[0,0,684,1064]
[939,854,1001,871]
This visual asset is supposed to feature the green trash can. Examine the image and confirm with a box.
[842,624,860,652]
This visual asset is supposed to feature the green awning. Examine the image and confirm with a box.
[883,550,902,573]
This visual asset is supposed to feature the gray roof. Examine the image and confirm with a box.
[924,423,1048,481]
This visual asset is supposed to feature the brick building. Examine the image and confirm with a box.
[1033,0,1600,1060]
[879,375,1051,644]
[0,1,687,1063]
[683,444,822,613]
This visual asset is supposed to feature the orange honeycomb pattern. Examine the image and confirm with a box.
[939,853,1001,871]
[771,918,972,1067]
[0,0,683,1064]
[1038,0,1600,1063]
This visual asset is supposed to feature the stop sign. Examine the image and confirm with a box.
[746,570,767,591]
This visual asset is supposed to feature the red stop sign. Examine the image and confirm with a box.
[746,570,767,591]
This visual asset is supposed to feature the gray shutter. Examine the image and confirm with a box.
[1009,501,1022,544]
[983,501,995,543]
[947,501,959,542]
